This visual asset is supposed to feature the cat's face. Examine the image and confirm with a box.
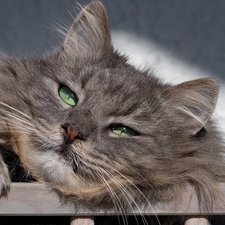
[0,1,223,208]
[7,43,171,195]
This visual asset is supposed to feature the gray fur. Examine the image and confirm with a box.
[0,2,224,223]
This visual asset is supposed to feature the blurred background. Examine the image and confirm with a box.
[0,0,225,123]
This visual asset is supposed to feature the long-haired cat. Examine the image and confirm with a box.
[0,1,225,224]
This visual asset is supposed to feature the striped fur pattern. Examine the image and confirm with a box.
[0,1,224,224]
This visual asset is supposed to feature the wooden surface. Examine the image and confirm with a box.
[0,183,224,216]
[70,217,95,225]
[184,216,208,225]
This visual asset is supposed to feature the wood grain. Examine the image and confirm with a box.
[0,183,224,216]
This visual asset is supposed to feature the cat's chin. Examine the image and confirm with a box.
[59,144,79,172]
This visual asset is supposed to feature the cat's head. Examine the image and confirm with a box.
[0,1,224,209]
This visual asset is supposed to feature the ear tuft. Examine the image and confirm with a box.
[166,78,219,136]
[62,1,111,58]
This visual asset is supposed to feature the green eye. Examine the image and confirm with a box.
[59,85,78,106]
[111,125,139,137]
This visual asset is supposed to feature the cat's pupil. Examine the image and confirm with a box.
[67,93,74,100]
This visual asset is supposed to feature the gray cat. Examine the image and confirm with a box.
[0,1,224,224]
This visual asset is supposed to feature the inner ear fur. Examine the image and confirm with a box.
[165,78,219,136]
[62,1,111,58]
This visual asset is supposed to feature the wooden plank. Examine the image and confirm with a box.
[70,216,94,225]
[184,216,208,225]
[0,183,224,216]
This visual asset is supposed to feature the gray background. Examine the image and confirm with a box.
[0,0,224,78]
[0,1,223,72]
[0,0,225,124]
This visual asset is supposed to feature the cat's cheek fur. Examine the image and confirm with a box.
[11,138,79,191]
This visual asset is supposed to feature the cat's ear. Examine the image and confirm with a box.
[166,78,219,136]
[62,1,111,57]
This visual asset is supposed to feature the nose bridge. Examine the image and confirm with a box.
[67,109,97,135]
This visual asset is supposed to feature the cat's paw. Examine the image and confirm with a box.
[0,161,10,198]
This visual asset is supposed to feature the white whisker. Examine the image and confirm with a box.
[0,108,33,124]
[0,116,36,133]
[94,170,128,225]
[100,168,148,225]
[129,166,162,202]
[0,101,33,120]
[0,110,35,128]
[111,167,161,225]
[0,130,31,134]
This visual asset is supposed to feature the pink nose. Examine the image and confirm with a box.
[66,126,79,140]
[63,125,80,144]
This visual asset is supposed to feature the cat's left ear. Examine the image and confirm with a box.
[62,1,111,58]
[165,78,219,136]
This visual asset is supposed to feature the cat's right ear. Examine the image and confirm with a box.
[61,1,111,58]
[164,78,219,136]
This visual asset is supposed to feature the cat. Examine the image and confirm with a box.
[0,1,225,224]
